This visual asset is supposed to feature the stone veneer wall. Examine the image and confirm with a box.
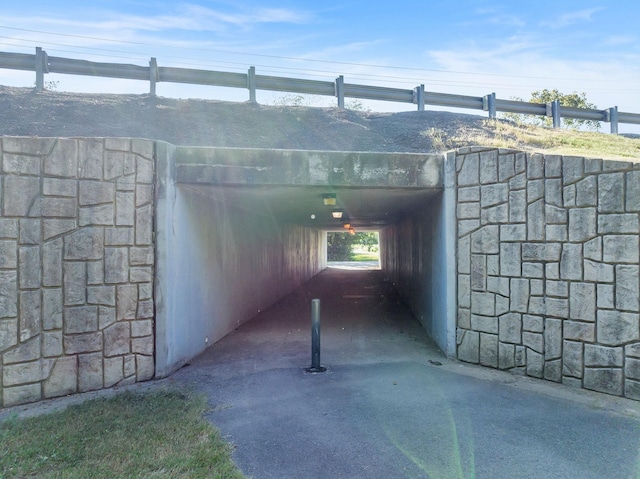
[456,148,640,399]
[0,136,155,408]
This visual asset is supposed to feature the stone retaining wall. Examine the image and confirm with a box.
[456,148,640,398]
[0,137,155,407]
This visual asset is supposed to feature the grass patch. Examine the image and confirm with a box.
[0,389,245,479]
[444,120,640,160]
[350,251,380,261]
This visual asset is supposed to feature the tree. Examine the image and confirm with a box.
[501,89,600,130]
[326,232,379,260]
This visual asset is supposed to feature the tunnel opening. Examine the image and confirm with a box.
[154,145,454,377]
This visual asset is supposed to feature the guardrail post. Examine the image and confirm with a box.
[483,92,496,119]
[248,66,257,103]
[335,75,345,108]
[607,106,619,134]
[551,100,561,128]
[149,57,158,96]
[35,47,45,91]
[414,84,425,111]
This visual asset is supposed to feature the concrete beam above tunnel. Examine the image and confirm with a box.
[174,147,443,189]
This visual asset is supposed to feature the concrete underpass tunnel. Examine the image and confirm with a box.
[154,145,456,377]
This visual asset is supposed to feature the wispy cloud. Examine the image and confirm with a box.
[540,7,604,29]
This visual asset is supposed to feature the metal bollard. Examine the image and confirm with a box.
[306,299,326,373]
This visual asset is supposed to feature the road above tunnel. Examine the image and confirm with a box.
[170,266,640,479]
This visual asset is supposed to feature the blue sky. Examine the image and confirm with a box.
[1,1,639,131]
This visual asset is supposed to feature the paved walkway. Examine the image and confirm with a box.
[170,266,640,479]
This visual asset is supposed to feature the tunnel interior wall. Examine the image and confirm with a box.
[380,191,453,355]
[155,143,326,377]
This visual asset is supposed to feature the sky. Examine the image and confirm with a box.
[1,1,639,132]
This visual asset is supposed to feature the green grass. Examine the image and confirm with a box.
[350,251,380,261]
[0,389,246,479]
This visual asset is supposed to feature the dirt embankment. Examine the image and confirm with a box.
[0,86,495,152]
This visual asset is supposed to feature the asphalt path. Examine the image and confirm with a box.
[170,266,640,479]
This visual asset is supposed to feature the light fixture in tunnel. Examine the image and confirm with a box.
[332,210,343,219]
[349,227,356,235]
[343,221,351,229]
[322,193,337,206]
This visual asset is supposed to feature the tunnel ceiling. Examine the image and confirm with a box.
[175,147,444,229]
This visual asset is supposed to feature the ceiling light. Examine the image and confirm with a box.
[322,193,337,206]
[343,221,351,229]
[332,210,343,219]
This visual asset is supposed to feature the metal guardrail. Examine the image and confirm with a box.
[1,47,639,134]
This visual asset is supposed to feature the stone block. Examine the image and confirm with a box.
[3,336,40,364]
[527,154,544,179]
[124,354,136,377]
[104,356,124,387]
[545,224,567,242]
[457,329,479,363]
[616,265,639,312]
[43,356,78,399]
[136,204,153,246]
[544,359,562,382]
[487,255,499,276]
[560,243,582,280]
[563,341,583,378]
[42,198,77,218]
[3,154,41,175]
[79,204,114,226]
[526,349,544,378]
[471,314,498,334]
[480,333,498,367]
[63,261,86,306]
[0,318,18,351]
[130,267,153,283]
[42,238,63,287]
[116,284,138,321]
[522,262,543,279]
[458,274,470,308]
[481,204,508,224]
[43,331,63,357]
[598,214,639,234]
[87,285,116,307]
[510,278,529,313]
[509,172,527,190]
[498,342,515,369]
[471,225,499,254]
[597,284,615,309]
[527,179,544,202]
[564,321,595,342]
[19,245,40,288]
[522,243,561,262]
[528,297,546,316]
[625,379,640,401]
[3,176,40,216]
[64,227,104,261]
[132,336,154,355]
[19,290,41,342]
[568,208,596,242]
[545,204,566,224]
[523,332,543,354]
[627,170,640,211]
[136,354,155,381]
[132,139,153,158]
[116,191,135,226]
[499,313,521,344]
[136,157,154,184]
[575,176,597,206]
[569,283,596,321]
[598,172,625,213]
[527,199,545,241]
[457,154,479,186]
[458,220,480,237]
[545,178,563,207]
[562,376,582,389]
[43,219,77,241]
[457,203,479,219]
[457,309,471,329]
[78,352,104,392]
[136,184,153,207]
[544,318,562,360]
[597,310,639,346]
[583,368,623,396]
[99,306,116,330]
[105,248,129,283]
[602,235,639,263]
[563,185,575,208]
[626,342,640,358]
[515,345,526,367]
[64,331,102,354]
[78,139,104,179]
[487,276,509,297]
[545,155,562,178]
[2,383,42,407]
[129,246,154,266]
[546,280,568,298]
[563,156,584,185]
[117,174,136,192]
[585,345,623,367]
[458,235,470,274]
[104,151,125,180]
[19,219,41,245]
[500,224,526,242]
[470,255,486,291]
[495,295,509,316]
[583,260,613,283]
[0,239,17,269]
[104,322,131,356]
[471,292,495,316]
[0,218,18,239]
[546,297,568,319]
[131,319,153,337]
[458,186,480,203]
[42,288,63,330]
[583,237,601,261]
[87,260,104,285]
[481,184,508,208]
[105,227,134,246]
[3,360,44,386]
[64,305,98,334]
[498,154,515,182]
[500,242,521,277]
[44,139,78,178]
[545,262,559,280]
[479,151,498,184]
[43,178,76,197]
[105,138,131,151]
[523,315,543,333]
